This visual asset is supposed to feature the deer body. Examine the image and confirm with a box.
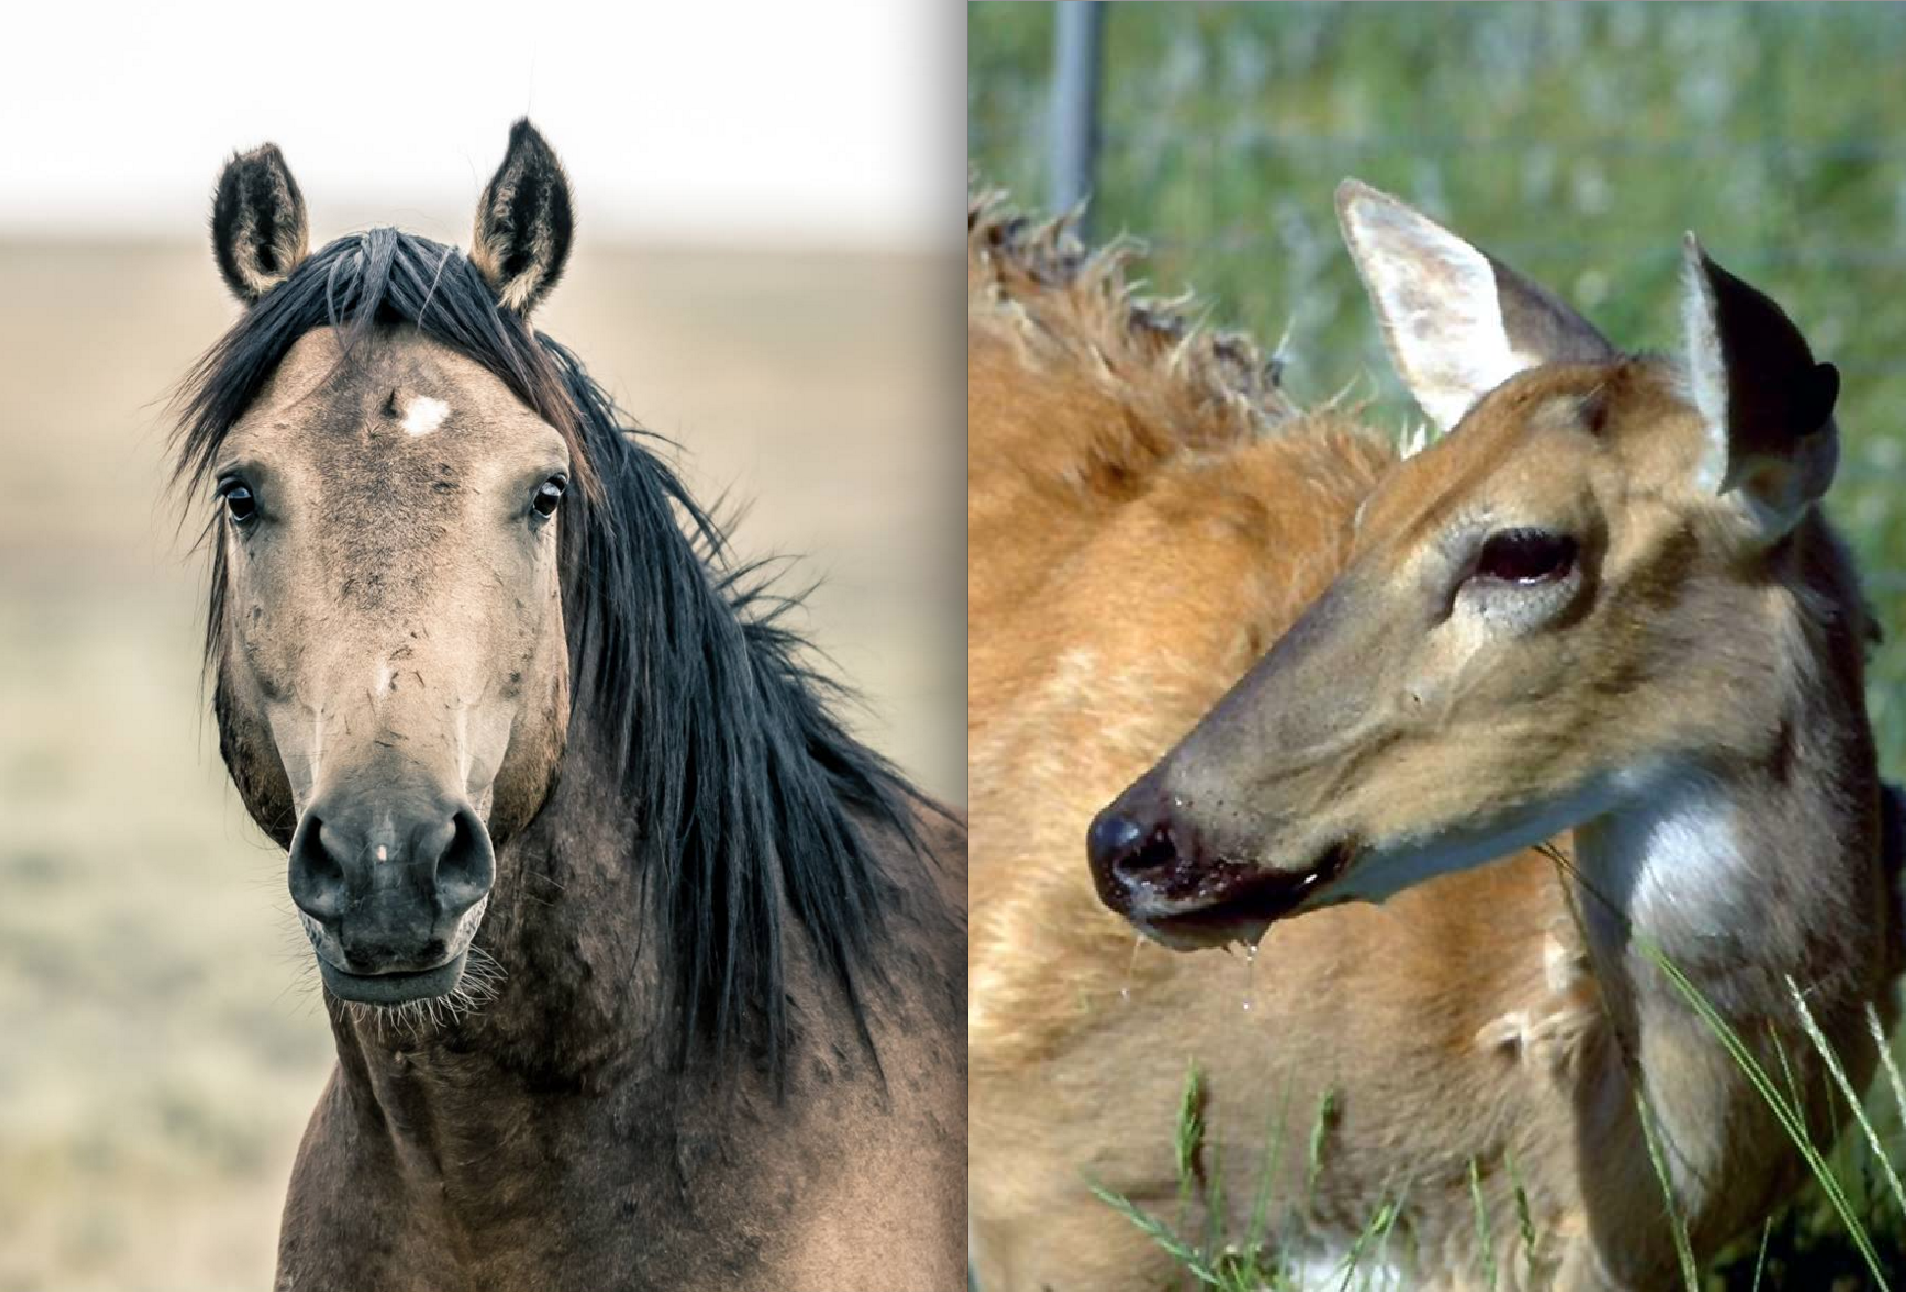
[967,191,1895,1289]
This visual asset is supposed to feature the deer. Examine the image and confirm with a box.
[967,181,1900,1290]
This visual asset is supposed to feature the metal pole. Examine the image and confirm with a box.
[1048,1,1105,234]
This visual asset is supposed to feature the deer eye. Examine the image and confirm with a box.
[530,474,567,521]
[218,479,258,528]
[1474,528,1576,584]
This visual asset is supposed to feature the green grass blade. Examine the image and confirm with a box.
[1088,1179,1224,1287]
[1866,1001,1906,1151]
[1749,1215,1772,1292]
[1630,1081,1701,1292]
[1244,1081,1295,1255]
[1306,1088,1337,1205]
[1176,1060,1205,1223]
[1505,1148,1539,1284]
[1641,943,1890,1289]
[1787,974,1906,1219]
[1333,1197,1399,1292]
[1466,1158,1498,1291]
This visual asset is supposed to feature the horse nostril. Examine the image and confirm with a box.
[433,805,495,916]
[289,797,495,932]
[288,812,347,922]
[1088,809,1180,882]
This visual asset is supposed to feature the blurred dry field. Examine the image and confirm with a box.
[0,240,960,1290]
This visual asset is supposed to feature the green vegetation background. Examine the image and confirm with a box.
[969,0,1906,782]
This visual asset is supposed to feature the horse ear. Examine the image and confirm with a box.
[1336,179,1615,433]
[471,119,575,315]
[211,144,309,304]
[1680,235,1840,545]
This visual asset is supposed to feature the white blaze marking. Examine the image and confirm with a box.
[376,844,388,862]
[401,395,450,436]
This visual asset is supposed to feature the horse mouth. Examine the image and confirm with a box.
[1133,841,1359,950]
[318,952,469,1005]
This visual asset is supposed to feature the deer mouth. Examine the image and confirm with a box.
[1131,841,1360,950]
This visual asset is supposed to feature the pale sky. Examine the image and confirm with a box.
[0,0,956,246]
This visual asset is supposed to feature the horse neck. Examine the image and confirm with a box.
[329,687,929,1088]
[1568,567,1889,1222]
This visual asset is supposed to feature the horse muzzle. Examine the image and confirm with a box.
[288,785,495,1003]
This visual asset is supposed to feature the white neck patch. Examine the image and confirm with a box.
[401,395,451,437]
[1578,762,1751,952]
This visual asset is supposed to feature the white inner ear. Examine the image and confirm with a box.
[1679,241,1730,493]
[1342,199,1534,433]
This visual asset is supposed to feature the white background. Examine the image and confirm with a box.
[0,0,957,246]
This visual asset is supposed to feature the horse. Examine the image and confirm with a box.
[967,182,1899,1289]
[171,121,966,1291]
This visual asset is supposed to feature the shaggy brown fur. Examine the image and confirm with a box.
[968,195,1392,1069]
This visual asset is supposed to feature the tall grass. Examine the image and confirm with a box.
[1088,1066,1404,1291]
[1092,984,1905,1289]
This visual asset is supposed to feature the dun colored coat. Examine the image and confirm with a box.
[174,122,966,1292]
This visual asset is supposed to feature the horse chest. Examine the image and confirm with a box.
[282,1062,827,1291]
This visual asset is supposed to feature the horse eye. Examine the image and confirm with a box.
[531,475,567,520]
[1474,528,1576,584]
[220,481,258,526]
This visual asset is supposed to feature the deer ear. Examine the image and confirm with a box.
[210,144,309,304]
[1680,236,1839,543]
[471,119,575,316]
[1336,179,1614,433]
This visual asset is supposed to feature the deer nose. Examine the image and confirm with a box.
[1088,806,1185,905]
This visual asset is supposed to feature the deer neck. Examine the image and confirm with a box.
[1566,580,1887,1219]
[1573,762,1771,979]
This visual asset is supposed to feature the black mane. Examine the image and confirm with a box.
[173,228,928,1079]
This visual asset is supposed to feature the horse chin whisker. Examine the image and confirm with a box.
[331,945,508,1038]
